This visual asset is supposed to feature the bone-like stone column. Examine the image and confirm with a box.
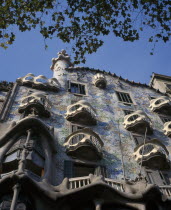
[10,183,20,210]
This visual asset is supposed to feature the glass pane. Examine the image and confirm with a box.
[71,83,79,93]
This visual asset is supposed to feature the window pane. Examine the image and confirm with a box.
[123,110,133,115]
[116,92,133,103]
[71,83,79,94]
[70,82,86,95]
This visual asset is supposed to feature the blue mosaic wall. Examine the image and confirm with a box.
[7,69,171,184]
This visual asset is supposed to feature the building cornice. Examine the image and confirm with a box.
[66,67,166,95]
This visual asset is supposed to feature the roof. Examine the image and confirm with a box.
[66,66,165,94]
[149,72,171,86]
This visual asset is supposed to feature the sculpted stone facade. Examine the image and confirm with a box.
[0,50,171,209]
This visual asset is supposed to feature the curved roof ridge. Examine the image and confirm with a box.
[66,66,165,94]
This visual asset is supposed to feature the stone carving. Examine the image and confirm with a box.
[123,175,148,195]
[64,128,104,160]
[93,73,107,89]
[17,73,60,91]
[65,100,97,125]
[163,121,171,138]
[18,92,51,118]
[133,139,170,170]
[149,96,171,114]
[0,117,57,184]
[123,110,153,134]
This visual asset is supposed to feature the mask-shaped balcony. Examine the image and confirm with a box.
[65,100,97,125]
[163,121,171,138]
[93,73,107,89]
[123,110,153,134]
[149,96,171,115]
[133,139,170,170]
[17,73,60,91]
[18,92,51,118]
[64,128,103,161]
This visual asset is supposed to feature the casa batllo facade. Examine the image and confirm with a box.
[0,50,171,210]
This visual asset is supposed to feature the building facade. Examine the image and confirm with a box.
[0,50,171,209]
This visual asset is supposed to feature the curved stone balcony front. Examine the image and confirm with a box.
[17,73,60,91]
[149,96,171,115]
[64,128,103,161]
[123,110,153,134]
[18,92,51,117]
[65,100,97,125]
[133,139,170,170]
[163,121,171,138]
[93,73,107,89]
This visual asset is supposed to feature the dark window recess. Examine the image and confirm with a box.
[149,96,156,100]
[64,160,74,178]
[68,81,86,95]
[165,83,171,89]
[132,135,150,146]
[70,124,84,133]
[64,161,106,178]
[146,170,171,185]
[123,110,133,115]
[116,92,133,104]
[74,164,95,177]
[160,116,171,123]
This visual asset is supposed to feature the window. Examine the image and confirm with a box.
[132,135,151,146]
[123,110,133,115]
[160,115,171,123]
[64,161,106,178]
[116,91,133,104]
[70,124,84,133]
[165,83,171,91]
[146,169,171,185]
[68,81,86,95]
[149,96,156,100]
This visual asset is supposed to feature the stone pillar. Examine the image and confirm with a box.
[50,50,73,89]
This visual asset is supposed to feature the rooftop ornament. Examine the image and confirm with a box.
[50,49,73,71]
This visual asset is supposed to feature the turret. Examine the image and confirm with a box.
[50,50,73,88]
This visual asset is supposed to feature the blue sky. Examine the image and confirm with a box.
[0,28,171,84]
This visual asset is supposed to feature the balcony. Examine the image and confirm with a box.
[68,175,171,198]
[93,73,107,89]
[68,176,123,191]
[18,92,51,117]
[123,110,153,134]
[163,121,171,138]
[17,73,60,91]
[133,139,170,170]
[64,128,103,161]
[65,100,97,125]
[149,96,171,115]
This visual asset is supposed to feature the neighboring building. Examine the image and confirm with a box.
[0,50,171,209]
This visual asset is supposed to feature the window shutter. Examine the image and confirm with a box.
[67,81,71,92]
[64,160,73,178]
